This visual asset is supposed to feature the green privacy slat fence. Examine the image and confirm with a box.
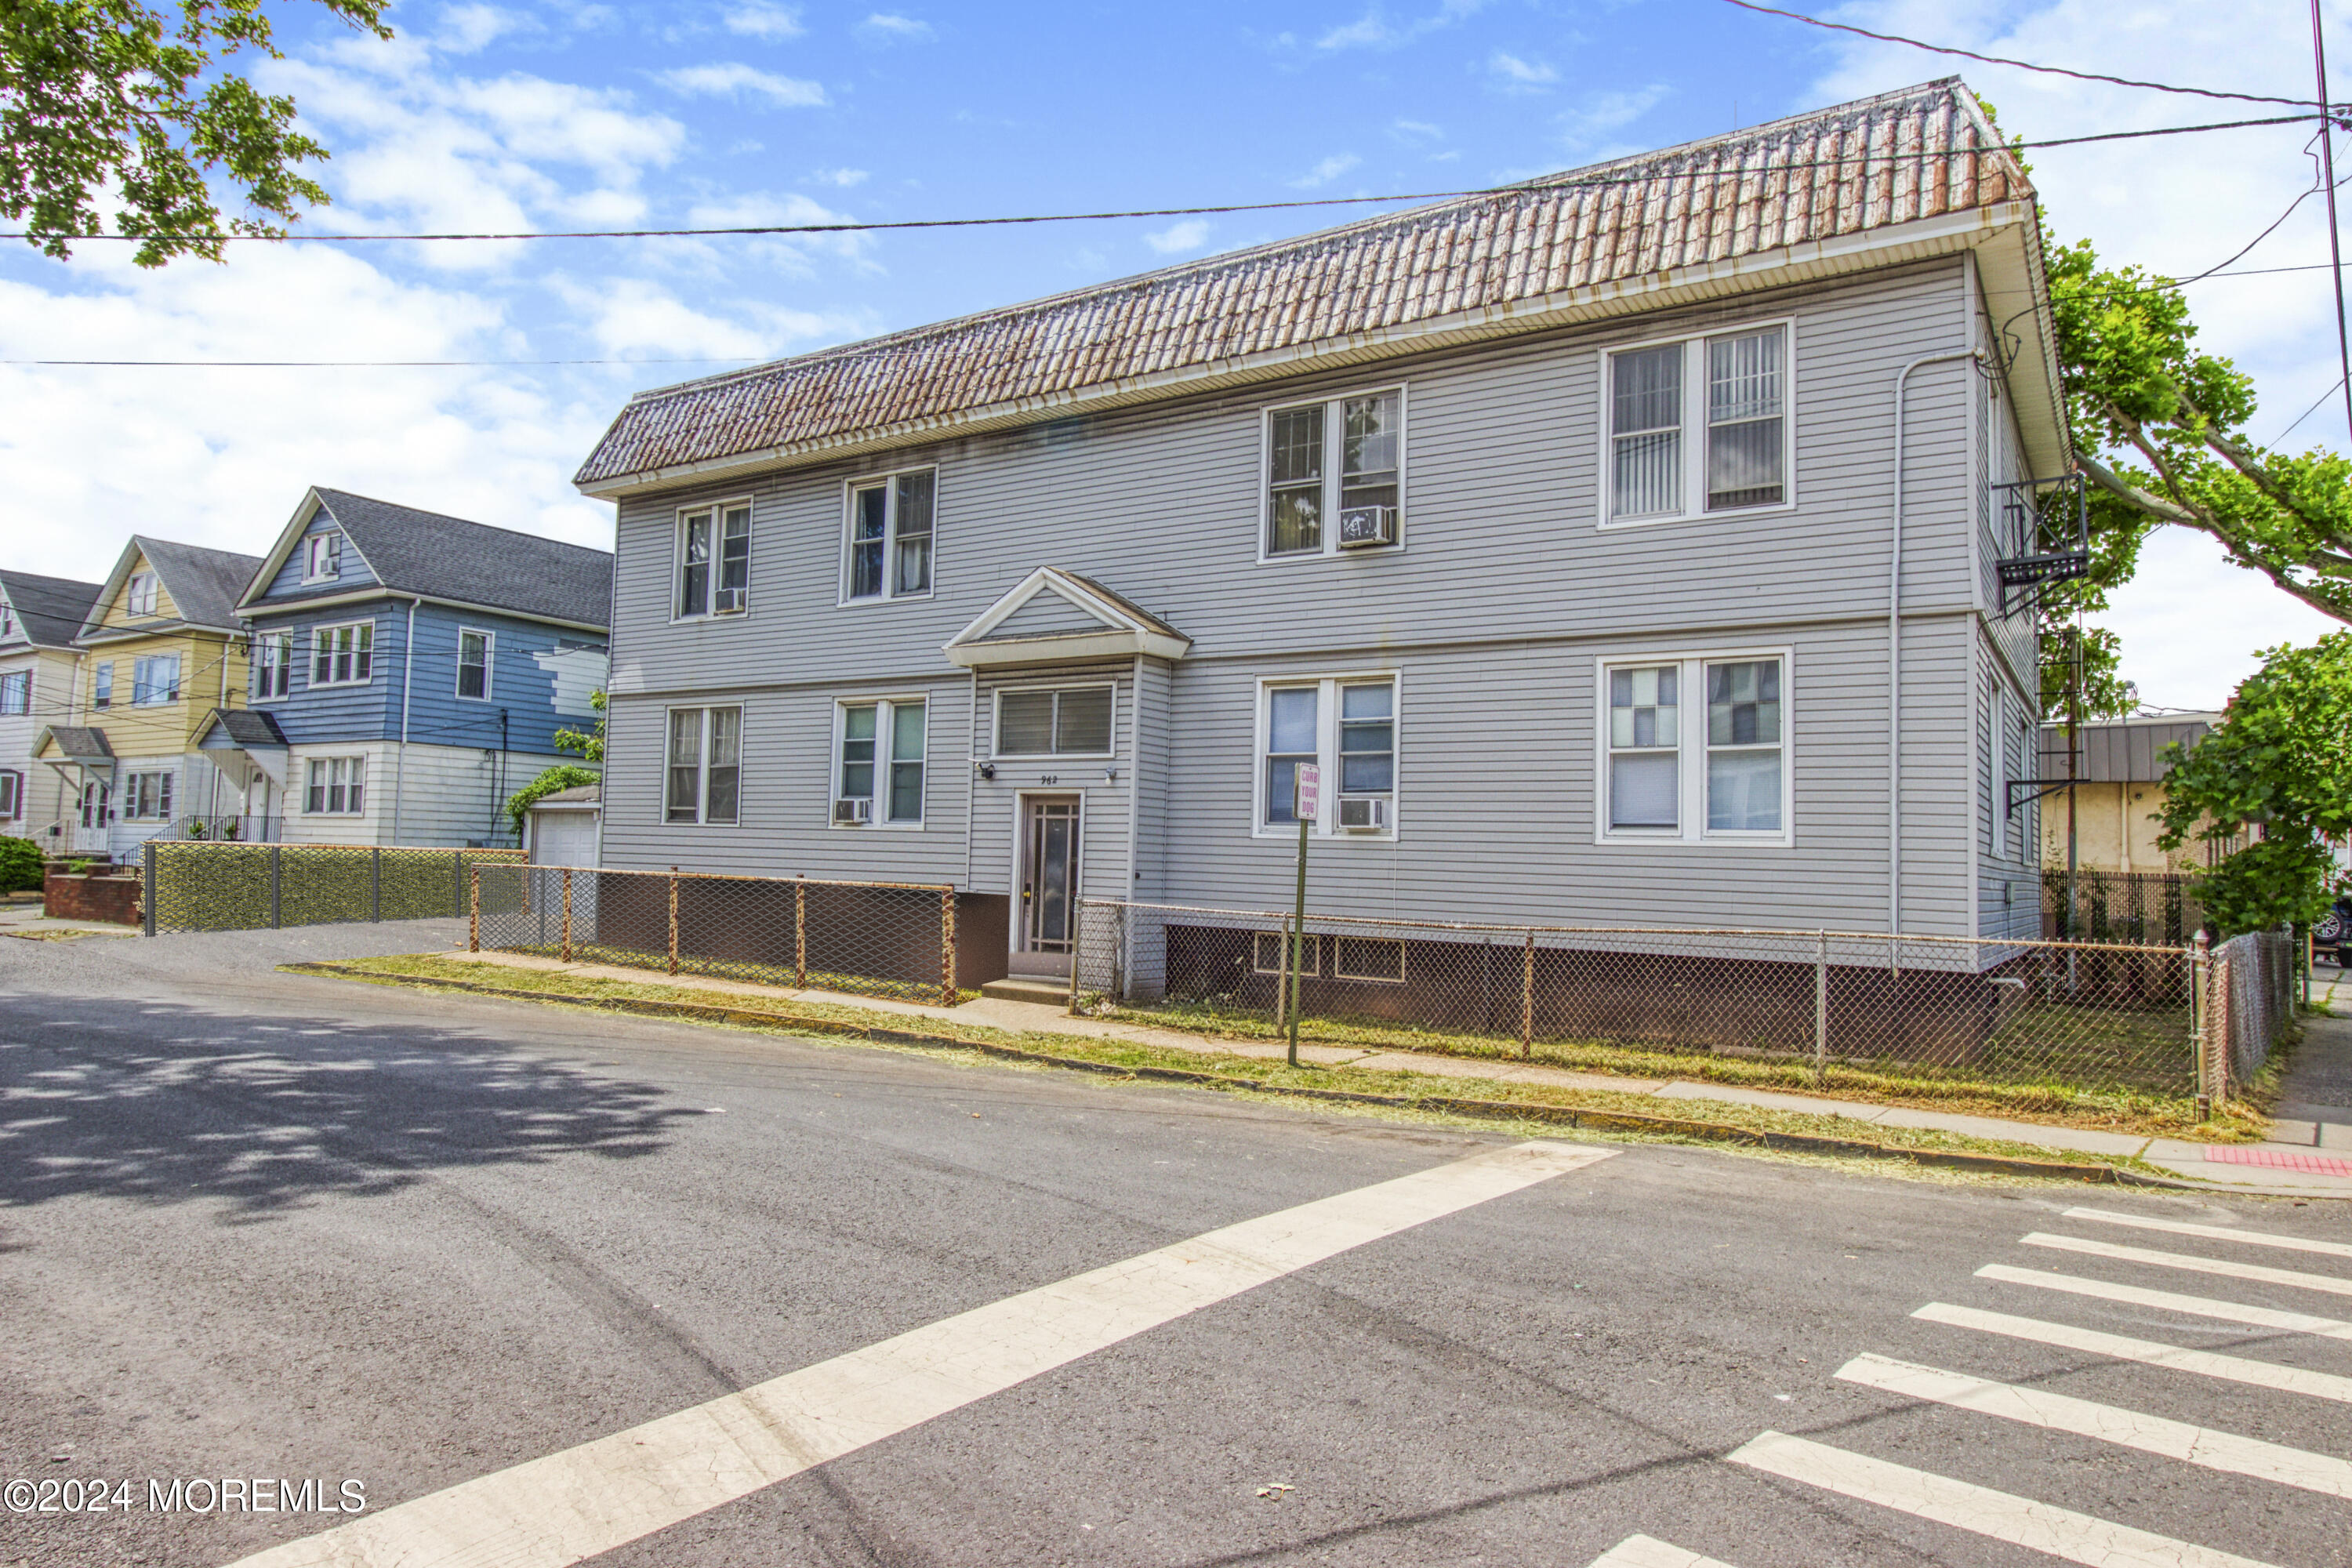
[143,841,528,935]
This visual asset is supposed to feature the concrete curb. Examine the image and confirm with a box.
[284,960,2198,1187]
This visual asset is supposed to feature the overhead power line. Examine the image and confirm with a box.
[1719,0,2326,108]
[0,114,2316,248]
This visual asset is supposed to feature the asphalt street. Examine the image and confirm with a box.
[3,922,2351,1567]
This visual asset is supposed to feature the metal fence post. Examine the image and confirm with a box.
[469,866,480,953]
[1067,899,1083,1014]
[1814,929,1830,1086]
[452,852,463,920]
[370,846,382,924]
[270,844,282,930]
[1273,915,1290,1032]
[667,869,680,978]
[1520,929,1534,1059]
[794,874,807,989]
[561,867,574,964]
[2190,931,2212,1116]
[940,885,957,1006]
[142,840,156,937]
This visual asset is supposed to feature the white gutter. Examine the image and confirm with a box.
[392,597,419,845]
[1889,348,1982,935]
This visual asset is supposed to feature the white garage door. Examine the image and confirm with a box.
[530,810,600,868]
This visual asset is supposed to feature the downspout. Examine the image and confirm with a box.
[1889,349,1980,936]
[393,597,418,845]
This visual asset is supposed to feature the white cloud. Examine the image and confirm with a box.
[860,13,935,40]
[809,167,870,187]
[1145,219,1212,255]
[723,2,804,39]
[1557,85,1668,152]
[1390,118,1445,144]
[655,63,828,107]
[1316,0,1483,49]
[1290,153,1362,189]
[437,5,530,54]
[1487,50,1558,89]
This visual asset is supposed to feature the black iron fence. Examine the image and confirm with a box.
[2043,869,2204,946]
[144,840,525,935]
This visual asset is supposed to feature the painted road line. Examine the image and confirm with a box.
[1979,1264,2352,1342]
[225,1140,1615,1568]
[1728,1431,2284,1568]
[2063,1207,2352,1261]
[1585,1535,1744,1568]
[1836,1352,2352,1498]
[1915,1301,2352,1405]
[2021,1233,2352,1299]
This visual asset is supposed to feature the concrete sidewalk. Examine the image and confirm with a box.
[434,948,2352,1198]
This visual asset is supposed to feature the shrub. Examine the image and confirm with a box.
[0,836,43,893]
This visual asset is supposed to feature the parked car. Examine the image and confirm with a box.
[2316,897,2352,967]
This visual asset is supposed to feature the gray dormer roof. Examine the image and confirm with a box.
[241,488,612,631]
[78,535,266,642]
[575,76,2049,495]
[0,569,103,648]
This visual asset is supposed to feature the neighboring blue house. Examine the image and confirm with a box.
[200,488,612,848]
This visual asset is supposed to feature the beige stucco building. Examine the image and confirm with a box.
[2035,713,2218,874]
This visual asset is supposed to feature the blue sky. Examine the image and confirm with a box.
[2,0,2347,706]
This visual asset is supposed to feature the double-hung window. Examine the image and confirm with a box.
[312,622,373,686]
[1265,390,1403,557]
[0,670,27,715]
[91,661,113,710]
[677,500,751,617]
[1258,674,1398,836]
[664,706,741,826]
[994,685,1113,757]
[131,653,181,706]
[252,633,291,700]
[0,770,19,818]
[1606,325,1789,523]
[125,769,174,821]
[1599,652,1790,844]
[836,699,925,825]
[457,630,493,700]
[305,757,365,815]
[125,572,158,616]
[844,471,935,602]
[302,533,341,583]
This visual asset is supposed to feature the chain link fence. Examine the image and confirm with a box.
[2043,869,2204,946]
[2202,929,2296,1100]
[470,862,979,1006]
[1076,899,2238,1099]
[144,841,526,935]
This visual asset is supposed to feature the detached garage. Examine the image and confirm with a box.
[527,784,601,867]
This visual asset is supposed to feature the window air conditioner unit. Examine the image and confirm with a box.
[713,588,747,615]
[833,797,873,825]
[1336,505,1398,550]
[1337,796,1388,832]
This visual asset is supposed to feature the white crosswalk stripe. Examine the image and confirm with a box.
[2023,1232,2352,1298]
[1913,1301,2352,1404]
[2063,1207,2352,1262]
[1975,1262,2352,1341]
[1583,1536,1744,1568]
[1728,1431,2286,1568]
[1835,1352,2352,1497]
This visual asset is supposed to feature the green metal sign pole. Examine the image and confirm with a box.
[1287,763,1318,1069]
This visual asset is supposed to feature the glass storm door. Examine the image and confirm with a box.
[1022,797,1080,955]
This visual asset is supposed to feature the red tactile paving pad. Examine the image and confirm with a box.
[2205,1145,2352,1177]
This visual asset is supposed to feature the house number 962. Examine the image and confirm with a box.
[1038,775,1058,785]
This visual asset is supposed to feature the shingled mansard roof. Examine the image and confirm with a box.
[238,488,615,632]
[576,77,2060,499]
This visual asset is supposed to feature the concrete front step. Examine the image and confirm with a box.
[980,977,1073,1007]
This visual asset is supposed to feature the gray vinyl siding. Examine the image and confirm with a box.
[598,252,2034,942]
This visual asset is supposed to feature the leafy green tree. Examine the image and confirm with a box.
[553,688,604,764]
[2157,633,2352,935]
[1,0,389,267]
[506,764,600,836]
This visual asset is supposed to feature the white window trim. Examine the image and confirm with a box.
[252,630,292,702]
[1592,645,1796,848]
[1253,930,1322,976]
[829,694,929,829]
[837,468,938,606]
[989,681,1119,761]
[123,768,176,822]
[310,620,376,688]
[301,533,341,584]
[670,495,755,622]
[1595,318,1797,531]
[130,652,183,707]
[302,755,368,817]
[125,572,159,617]
[0,669,29,717]
[660,704,743,827]
[456,626,495,702]
[1257,383,1409,564]
[0,768,22,818]
[1250,670,1402,842]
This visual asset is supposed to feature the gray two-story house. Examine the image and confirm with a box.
[573,78,2058,990]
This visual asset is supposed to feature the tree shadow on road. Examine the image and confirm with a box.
[0,995,700,1221]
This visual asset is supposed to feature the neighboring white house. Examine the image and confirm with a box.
[0,569,102,846]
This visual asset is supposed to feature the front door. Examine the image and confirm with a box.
[1014,796,1080,977]
[74,782,111,855]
